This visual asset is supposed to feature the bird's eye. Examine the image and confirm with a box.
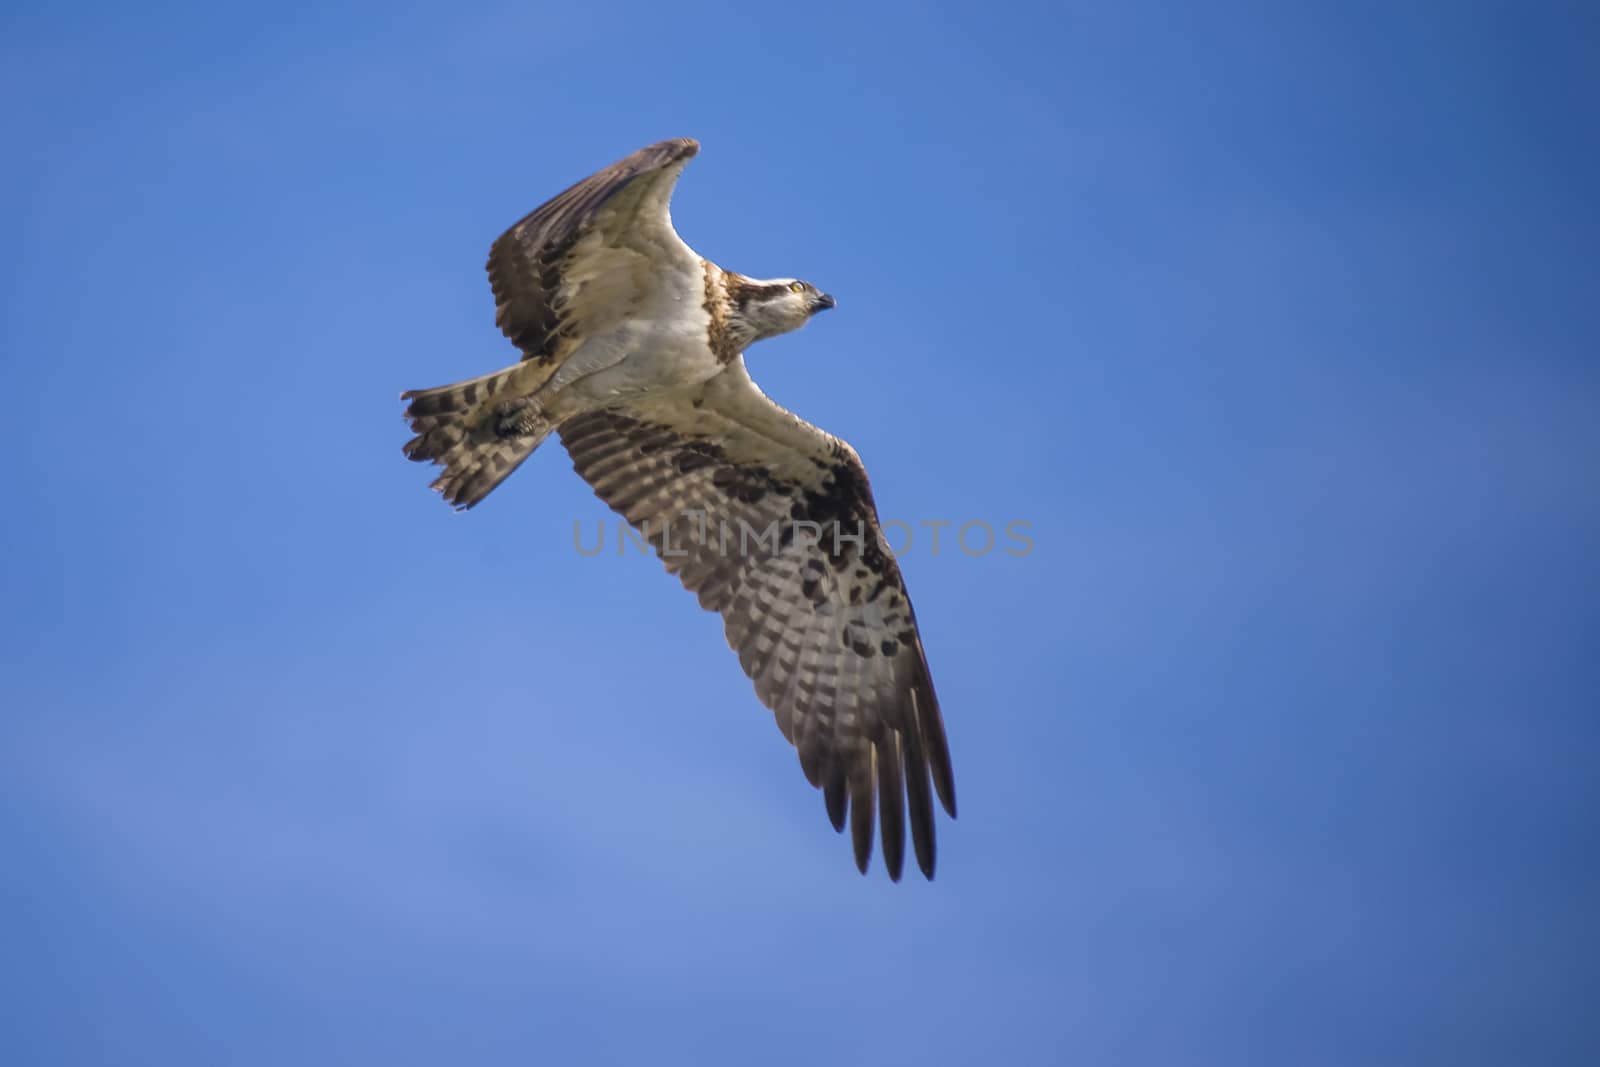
[788,281,805,294]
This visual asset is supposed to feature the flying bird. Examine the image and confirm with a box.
[401,139,956,880]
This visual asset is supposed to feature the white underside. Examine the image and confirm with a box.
[537,196,724,416]
[545,315,724,412]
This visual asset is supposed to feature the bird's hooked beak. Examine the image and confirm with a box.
[812,293,836,313]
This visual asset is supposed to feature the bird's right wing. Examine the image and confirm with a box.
[486,138,704,363]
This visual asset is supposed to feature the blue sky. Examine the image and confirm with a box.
[2,1,1596,1063]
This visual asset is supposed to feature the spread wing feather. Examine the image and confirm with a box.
[486,138,702,361]
[558,358,956,879]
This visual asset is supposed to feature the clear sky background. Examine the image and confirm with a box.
[2,2,1596,1064]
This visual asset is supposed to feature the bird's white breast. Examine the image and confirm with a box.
[549,231,723,404]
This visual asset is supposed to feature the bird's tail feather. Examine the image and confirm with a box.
[401,365,552,510]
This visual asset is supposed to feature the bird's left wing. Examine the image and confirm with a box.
[558,359,957,880]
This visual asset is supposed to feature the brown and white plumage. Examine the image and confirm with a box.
[486,138,705,365]
[403,139,705,508]
[401,139,957,879]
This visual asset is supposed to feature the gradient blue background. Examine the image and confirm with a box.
[3,2,1596,1063]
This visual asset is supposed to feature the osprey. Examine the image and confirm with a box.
[401,139,956,880]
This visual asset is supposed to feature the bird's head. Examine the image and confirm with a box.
[725,275,836,345]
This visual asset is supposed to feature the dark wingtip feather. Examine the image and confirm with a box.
[795,729,827,789]
[927,720,957,818]
[824,777,847,833]
[877,733,906,882]
[909,658,958,819]
[902,714,938,881]
[850,762,874,874]
[650,137,700,161]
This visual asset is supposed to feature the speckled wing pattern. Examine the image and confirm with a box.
[401,139,703,510]
[559,358,957,880]
[485,137,702,363]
